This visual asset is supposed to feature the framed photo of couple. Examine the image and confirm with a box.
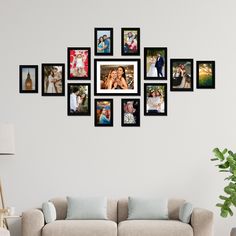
[67,83,91,116]
[95,99,113,127]
[94,59,140,96]
[121,28,140,56]
[144,47,167,80]
[94,28,113,56]
[67,47,91,80]
[42,63,65,96]
[144,83,167,116]
[170,59,194,91]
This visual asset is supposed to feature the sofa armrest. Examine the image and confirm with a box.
[22,209,45,236]
[191,208,214,236]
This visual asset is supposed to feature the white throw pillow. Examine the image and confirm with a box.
[66,196,107,220]
[128,197,168,220]
[42,202,56,224]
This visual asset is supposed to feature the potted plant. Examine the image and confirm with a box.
[211,148,236,217]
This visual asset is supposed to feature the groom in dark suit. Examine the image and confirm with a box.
[155,53,164,77]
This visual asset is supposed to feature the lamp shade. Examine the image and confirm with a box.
[0,123,15,155]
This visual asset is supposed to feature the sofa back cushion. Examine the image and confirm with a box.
[117,198,185,223]
[50,198,118,222]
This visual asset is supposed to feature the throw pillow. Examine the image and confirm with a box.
[66,196,107,220]
[42,202,56,224]
[179,202,193,224]
[128,197,168,220]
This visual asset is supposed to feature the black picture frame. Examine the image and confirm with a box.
[196,61,215,89]
[94,28,113,56]
[42,63,65,96]
[144,47,167,80]
[19,65,38,93]
[94,58,141,96]
[67,83,91,116]
[121,28,140,56]
[170,59,194,92]
[67,47,91,80]
[94,99,113,127]
[144,83,168,116]
[121,98,140,127]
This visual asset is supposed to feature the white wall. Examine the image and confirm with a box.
[0,0,236,235]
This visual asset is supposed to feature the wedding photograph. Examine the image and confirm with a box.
[67,47,90,80]
[144,83,167,116]
[67,83,91,116]
[94,59,140,96]
[170,59,194,91]
[95,99,113,127]
[197,61,215,89]
[19,65,38,93]
[42,64,65,96]
[94,28,113,56]
[144,47,167,80]
[121,99,140,127]
[121,28,140,56]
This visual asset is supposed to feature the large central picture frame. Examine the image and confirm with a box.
[94,59,140,96]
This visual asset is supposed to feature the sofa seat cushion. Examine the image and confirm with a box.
[118,220,193,236]
[42,220,117,236]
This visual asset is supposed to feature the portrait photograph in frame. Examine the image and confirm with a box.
[94,99,113,127]
[196,61,215,89]
[67,47,90,80]
[19,65,38,93]
[94,58,140,96]
[67,83,91,116]
[94,28,113,56]
[144,47,167,80]
[121,98,140,127]
[42,63,65,96]
[121,28,140,56]
[170,59,194,92]
[144,83,167,116]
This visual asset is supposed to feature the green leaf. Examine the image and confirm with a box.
[221,209,228,217]
[216,203,224,208]
[222,149,228,155]
[211,158,219,161]
[219,195,228,201]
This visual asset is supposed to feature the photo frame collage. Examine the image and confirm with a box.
[19,27,216,127]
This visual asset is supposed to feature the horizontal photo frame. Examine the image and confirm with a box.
[94,58,141,96]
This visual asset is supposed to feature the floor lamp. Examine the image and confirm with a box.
[0,124,15,228]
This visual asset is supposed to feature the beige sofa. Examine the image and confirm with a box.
[22,198,213,236]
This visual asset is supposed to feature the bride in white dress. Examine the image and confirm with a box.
[47,71,56,93]
[147,56,157,77]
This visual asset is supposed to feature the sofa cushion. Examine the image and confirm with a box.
[118,220,193,236]
[118,198,186,223]
[128,197,168,220]
[50,197,117,222]
[42,220,117,236]
[66,196,107,220]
